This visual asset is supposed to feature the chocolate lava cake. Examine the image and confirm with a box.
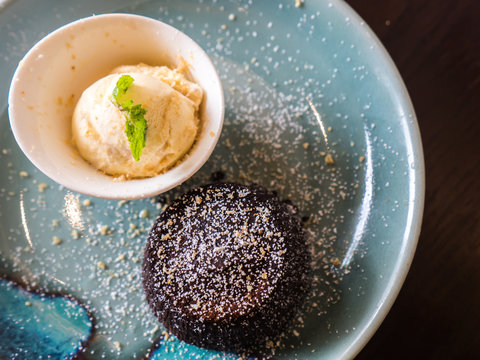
[142,183,310,355]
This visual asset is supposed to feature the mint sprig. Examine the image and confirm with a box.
[112,74,133,101]
[111,75,147,161]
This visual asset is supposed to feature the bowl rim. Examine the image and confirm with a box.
[8,13,225,200]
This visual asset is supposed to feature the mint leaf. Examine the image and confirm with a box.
[111,75,147,161]
[124,104,147,161]
[112,75,134,102]
[120,99,134,111]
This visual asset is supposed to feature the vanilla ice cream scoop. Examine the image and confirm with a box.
[72,64,203,178]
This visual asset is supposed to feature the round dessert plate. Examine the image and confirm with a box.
[0,1,423,359]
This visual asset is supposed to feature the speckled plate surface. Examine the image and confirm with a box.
[0,0,424,359]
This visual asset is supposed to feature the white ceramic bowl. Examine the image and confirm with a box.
[8,13,224,200]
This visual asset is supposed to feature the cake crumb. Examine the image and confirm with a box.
[82,199,91,206]
[295,0,304,8]
[325,153,335,165]
[19,171,29,178]
[51,219,60,230]
[25,301,32,306]
[97,261,107,270]
[100,225,109,235]
[38,183,48,192]
[359,155,365,162]
[52,236,62,245]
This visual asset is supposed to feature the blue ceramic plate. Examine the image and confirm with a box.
[0,0,424,359]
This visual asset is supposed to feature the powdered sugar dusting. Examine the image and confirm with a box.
[0,1,382,358]
[0,52,361,358]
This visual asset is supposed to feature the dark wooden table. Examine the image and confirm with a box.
[343,0,480,359]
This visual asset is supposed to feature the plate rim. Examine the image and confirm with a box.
[331,1,425,359]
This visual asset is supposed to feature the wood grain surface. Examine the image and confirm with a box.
[344,0,480,359]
